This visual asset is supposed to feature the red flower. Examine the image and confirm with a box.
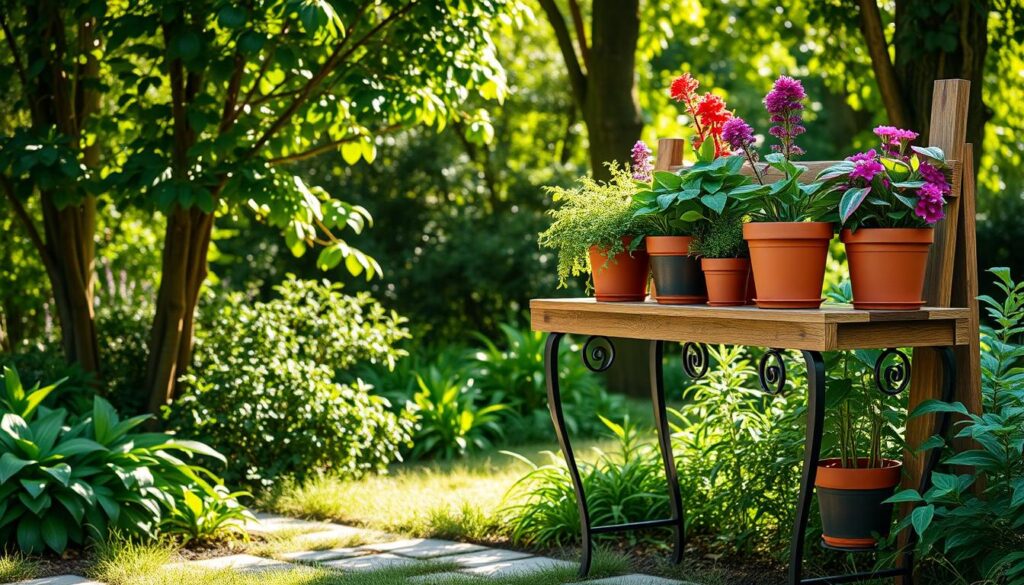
[695,93,731,127]
[669,73,699,104]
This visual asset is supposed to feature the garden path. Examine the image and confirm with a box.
[3,513,690,585]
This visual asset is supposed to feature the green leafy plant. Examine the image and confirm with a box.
[538,163,649,289]
[160,485,254,545]
[886,267,1024,584]
[729,153,836,223]
[0,369,238,554]
[501,416,669,548]
[407,367,508,460]
[168,277,415,488]
[689,214,747,259]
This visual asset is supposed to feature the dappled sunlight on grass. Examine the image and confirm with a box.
[0,553,41,582]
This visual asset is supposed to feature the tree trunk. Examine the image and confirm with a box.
[583,0,643,179]
[145,208,213,415]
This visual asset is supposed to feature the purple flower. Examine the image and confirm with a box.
[915,182,946,223]
[918,161,950,194]
[763,75,807,160]
[846,149,884,184]
[873,125,920,158]
[631,140,653,182]
[722,117,755,151]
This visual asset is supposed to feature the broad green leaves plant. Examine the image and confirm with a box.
[407,367,507,461]
[885,268,1024,584]
[160,485,254,545]
[0,369,241,554]
[731,153,838,223]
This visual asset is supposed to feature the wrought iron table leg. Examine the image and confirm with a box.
[650,339,685,565]
[789,350,826,585]
[544,332,593,577]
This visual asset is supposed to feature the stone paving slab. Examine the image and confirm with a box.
[359,538,488,559]
[174,554,293,573]
[277,547,371,563]
[461,555,575,578]
[321,553,419,572]
[294,524,380,545]
[245,513,337,534]
[565,574,686,585]
[441,548,533,569]
[8,578,104,585]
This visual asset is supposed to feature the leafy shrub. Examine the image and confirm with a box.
[471,324,625,441]
[168,277,415,487]
[501,416,669,547]
[890,267,1024,584]
[0,368,243,553]
[407,367,507,460]
[0,350,95,415]
[160,485,253,545]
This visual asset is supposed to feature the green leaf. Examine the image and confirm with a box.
[169,31,201,63]
[20,477,47,499]
[883,489,923,504]
[910,399,969,418]
[341,141,362,165]
[52,438,106,458]
[3,366,23,401]
[944,450,1000,468]
[0,452,33,484]
[911,146,946,162]
[40,513,67,553]
[40,463,71,487]
[839,187,870,224]
[17,516,43,554]
[700,192,728,215]
[317,245,344,270]
[92,397,118,444]
[911,504,934,537]
[654,171,682,190]
[218,6,247,28]
[697,138,715,162]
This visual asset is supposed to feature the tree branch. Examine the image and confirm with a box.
[218,52,246,134]
[245,0,419,158]
[856,0,911,128]
[267,124,401,165]
[1,176,56,274]
[567,0,589,72]
[537,0,586,109]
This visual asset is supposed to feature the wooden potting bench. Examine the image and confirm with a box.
[530,79,981,585]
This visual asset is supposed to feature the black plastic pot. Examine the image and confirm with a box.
[816,459,902,549]
[647,236,706,305]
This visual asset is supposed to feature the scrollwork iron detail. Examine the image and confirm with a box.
[758,349,787,395]
[874,348,911,396]
[581,336,616,372]
[681,342,710,380]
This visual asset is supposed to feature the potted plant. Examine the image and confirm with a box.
[628,73,734,305]
[726,76,838,309]
[691,213,749,307]
[816,284,905,548]
[538,163,650,301]
[816,127,953,309]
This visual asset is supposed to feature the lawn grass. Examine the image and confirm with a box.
[263,437,621,545]
[0,553,41,582]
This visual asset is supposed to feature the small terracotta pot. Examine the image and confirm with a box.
[816,458,902,549]
[588,238,649,302]
[701,258,750,307]
[744,222,834,309]
[647,236,706,305]
[842,228,934,310]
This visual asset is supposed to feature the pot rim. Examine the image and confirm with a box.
[646,235,692,256]
[841,227,935,244]
[744,221,834,240]
[816,458,903,490]
[701,257,750,270]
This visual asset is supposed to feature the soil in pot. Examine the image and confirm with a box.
[647,236,706,305]
[815,458,902,549]
[702,258,750,307]
[842,228,933,310]
[588,238,649,302]
[744,222,834,309]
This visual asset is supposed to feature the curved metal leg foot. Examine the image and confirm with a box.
[651,340,685,565]
[789,350,826,585]
[545,332,593,577]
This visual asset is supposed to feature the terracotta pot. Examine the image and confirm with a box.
[647,236,706,305]
[816,458,902,549]
[701,258,750,307]
[743,222,834,309]
[588,238,649,302]
[842,228,934,310]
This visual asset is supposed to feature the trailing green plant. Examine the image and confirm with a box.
[407,366,508,461]
[538,163,649,289]
[885,267,1024,584]
[0,369,241,554]
[689,214,747,259]
[501,416,669,548]
[167,277,415,487]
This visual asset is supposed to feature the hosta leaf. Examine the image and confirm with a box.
[52,438,106,458]
[92,397,119,444]
[40,513,67,553]
[40,463,72,487]
[20,478,47,499]
[18,492,51,516]
[55,492,84,523]
[0,452,33,484]
[17,515,43,554]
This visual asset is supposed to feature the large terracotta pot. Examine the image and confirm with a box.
[842,228,933,310]
[647,235,706,305]
[701,258,749,307]
[816,458,902,549]
[743,222,834,309]
[588,237,649,302]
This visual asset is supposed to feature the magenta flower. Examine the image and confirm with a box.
[915,182,945,223]
[918,161,950,194]
[763,75,806,159]
[846,149,884,184]
[631,140,653,182]
[722,117,755,151]
[873,125,919,158]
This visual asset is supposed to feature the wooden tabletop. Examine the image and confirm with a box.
[530,298,971,351]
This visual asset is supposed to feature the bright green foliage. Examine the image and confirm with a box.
[732,153,838,223]
[0,371,240,554]
[0,352,97,416]
[407,367,507,461]
[502,417,669,548]
[886,268,1024,584]
[160,484,253,545]
[471,324,625,441]
[168,277,415,487]
[0,552,39,582]
[689,214,746,259]
[538,163,649,289]
[1,366,63,419]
